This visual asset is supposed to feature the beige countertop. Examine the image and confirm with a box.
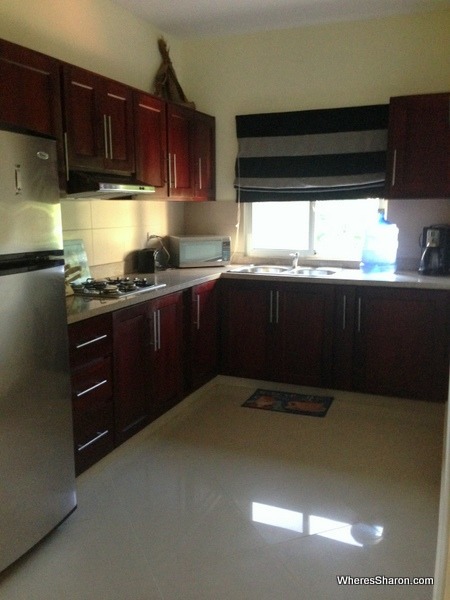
[66,266,450,324]
[66,267,223,324]
[221,266,450,289]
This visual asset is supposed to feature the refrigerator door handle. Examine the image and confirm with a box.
[14,165,22,195]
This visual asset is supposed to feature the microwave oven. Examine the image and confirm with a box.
[169,235,231,268]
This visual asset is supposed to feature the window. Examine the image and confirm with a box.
[246,198,382,261]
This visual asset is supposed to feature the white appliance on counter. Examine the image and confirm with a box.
[0,130,77,573]
[169,235,231,268]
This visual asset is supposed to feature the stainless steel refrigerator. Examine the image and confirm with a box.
[0,129,76,573]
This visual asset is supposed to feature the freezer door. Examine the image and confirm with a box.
[0,130,62,255]
[0,264,76,573]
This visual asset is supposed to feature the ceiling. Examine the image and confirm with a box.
[111,0,448,38]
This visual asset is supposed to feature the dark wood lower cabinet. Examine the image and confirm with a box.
[113,292,183,445]
[334,286,450,402]
[186,280,219,393]
[113,302,151,445]
[68,313,114,475]
[69,280,449,474]
[221,279,449,403]
[147,292,184,419]
[220,279,334,387]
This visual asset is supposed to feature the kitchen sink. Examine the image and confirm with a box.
[228,265,337,277]
[229,265,292,274]
[290,267,337,277]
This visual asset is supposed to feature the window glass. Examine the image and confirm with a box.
[246,199,381,261]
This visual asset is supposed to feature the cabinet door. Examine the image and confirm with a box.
[189,280,219,391]
[193,112,215,201]
[102,79,135,172]
[277,283,334,387]
[63,65,134,173]
[167,103,194,198]
[220,280,270,379]
[354,287,449,402]
[385,93,450,198]
[0,39,63,139]
[113,303,151,445]
[332,286,357,391]
[63,65,104,172]
[148,292,183,417]
[134,91,167,193]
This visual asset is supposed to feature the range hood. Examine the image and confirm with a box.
[66,171,155,199]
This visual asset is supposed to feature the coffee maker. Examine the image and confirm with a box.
[419,225,450,275]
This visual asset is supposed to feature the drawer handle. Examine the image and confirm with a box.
[75,334,108,349]
[77,429,109,452]
[76,379,107,398]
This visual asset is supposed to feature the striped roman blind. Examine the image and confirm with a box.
[234,104,389,201]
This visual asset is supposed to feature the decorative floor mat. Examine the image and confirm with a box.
[242,388,333,417]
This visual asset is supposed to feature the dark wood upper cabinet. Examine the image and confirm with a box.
[193,111,216,201]
[385,92,450,198]
[133,91,167,193]
[62,64,135,174]
[166,102,195,199]
[0,39,63,140]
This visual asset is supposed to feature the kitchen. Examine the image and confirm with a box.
[0,0,450,598]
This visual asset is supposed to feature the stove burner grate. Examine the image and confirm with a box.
[72,277,166,299]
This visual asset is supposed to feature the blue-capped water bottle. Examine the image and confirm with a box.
[360,209,399,274]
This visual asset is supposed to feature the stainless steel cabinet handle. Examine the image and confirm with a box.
[157,310,161,350]
[75,334,108,349]
[342,294,347,330]
[108,115,113,159]
[269,290,274,324]
[153,310,158,350]
[76,379,107,398]
[195,294,201,330]
[63,132,69,181]
[198,158,202,190]
[103,115,109,159]
[391,149,397,187]
[77,429,109,452]
[14,166,22,195]
[269,290,279,324]
[357,296,362,333]
[168,153,173,188]
[173,153,177,189]
[275,291,279,324]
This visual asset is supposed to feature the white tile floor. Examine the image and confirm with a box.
[0,376,445,600]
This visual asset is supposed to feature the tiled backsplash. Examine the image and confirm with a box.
[61,198,184,275]
[62,197,450,275]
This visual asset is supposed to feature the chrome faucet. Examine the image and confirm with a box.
[290,252,299,268]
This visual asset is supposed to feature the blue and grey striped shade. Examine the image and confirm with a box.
[235,104,389,201]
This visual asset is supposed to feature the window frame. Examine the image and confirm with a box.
[244,199,385,263]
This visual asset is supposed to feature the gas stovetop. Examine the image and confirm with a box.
[71,277,166,299]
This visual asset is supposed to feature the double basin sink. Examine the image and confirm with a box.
[228,265,337,277]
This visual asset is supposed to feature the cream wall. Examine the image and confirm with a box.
[182,10,450,263]
[0,0,187,272]
[1,2,450,269]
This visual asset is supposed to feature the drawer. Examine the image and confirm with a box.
[71,357,114,475]
[71,356,113,402]
[72,398,114,475]
[69,313,113,367]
